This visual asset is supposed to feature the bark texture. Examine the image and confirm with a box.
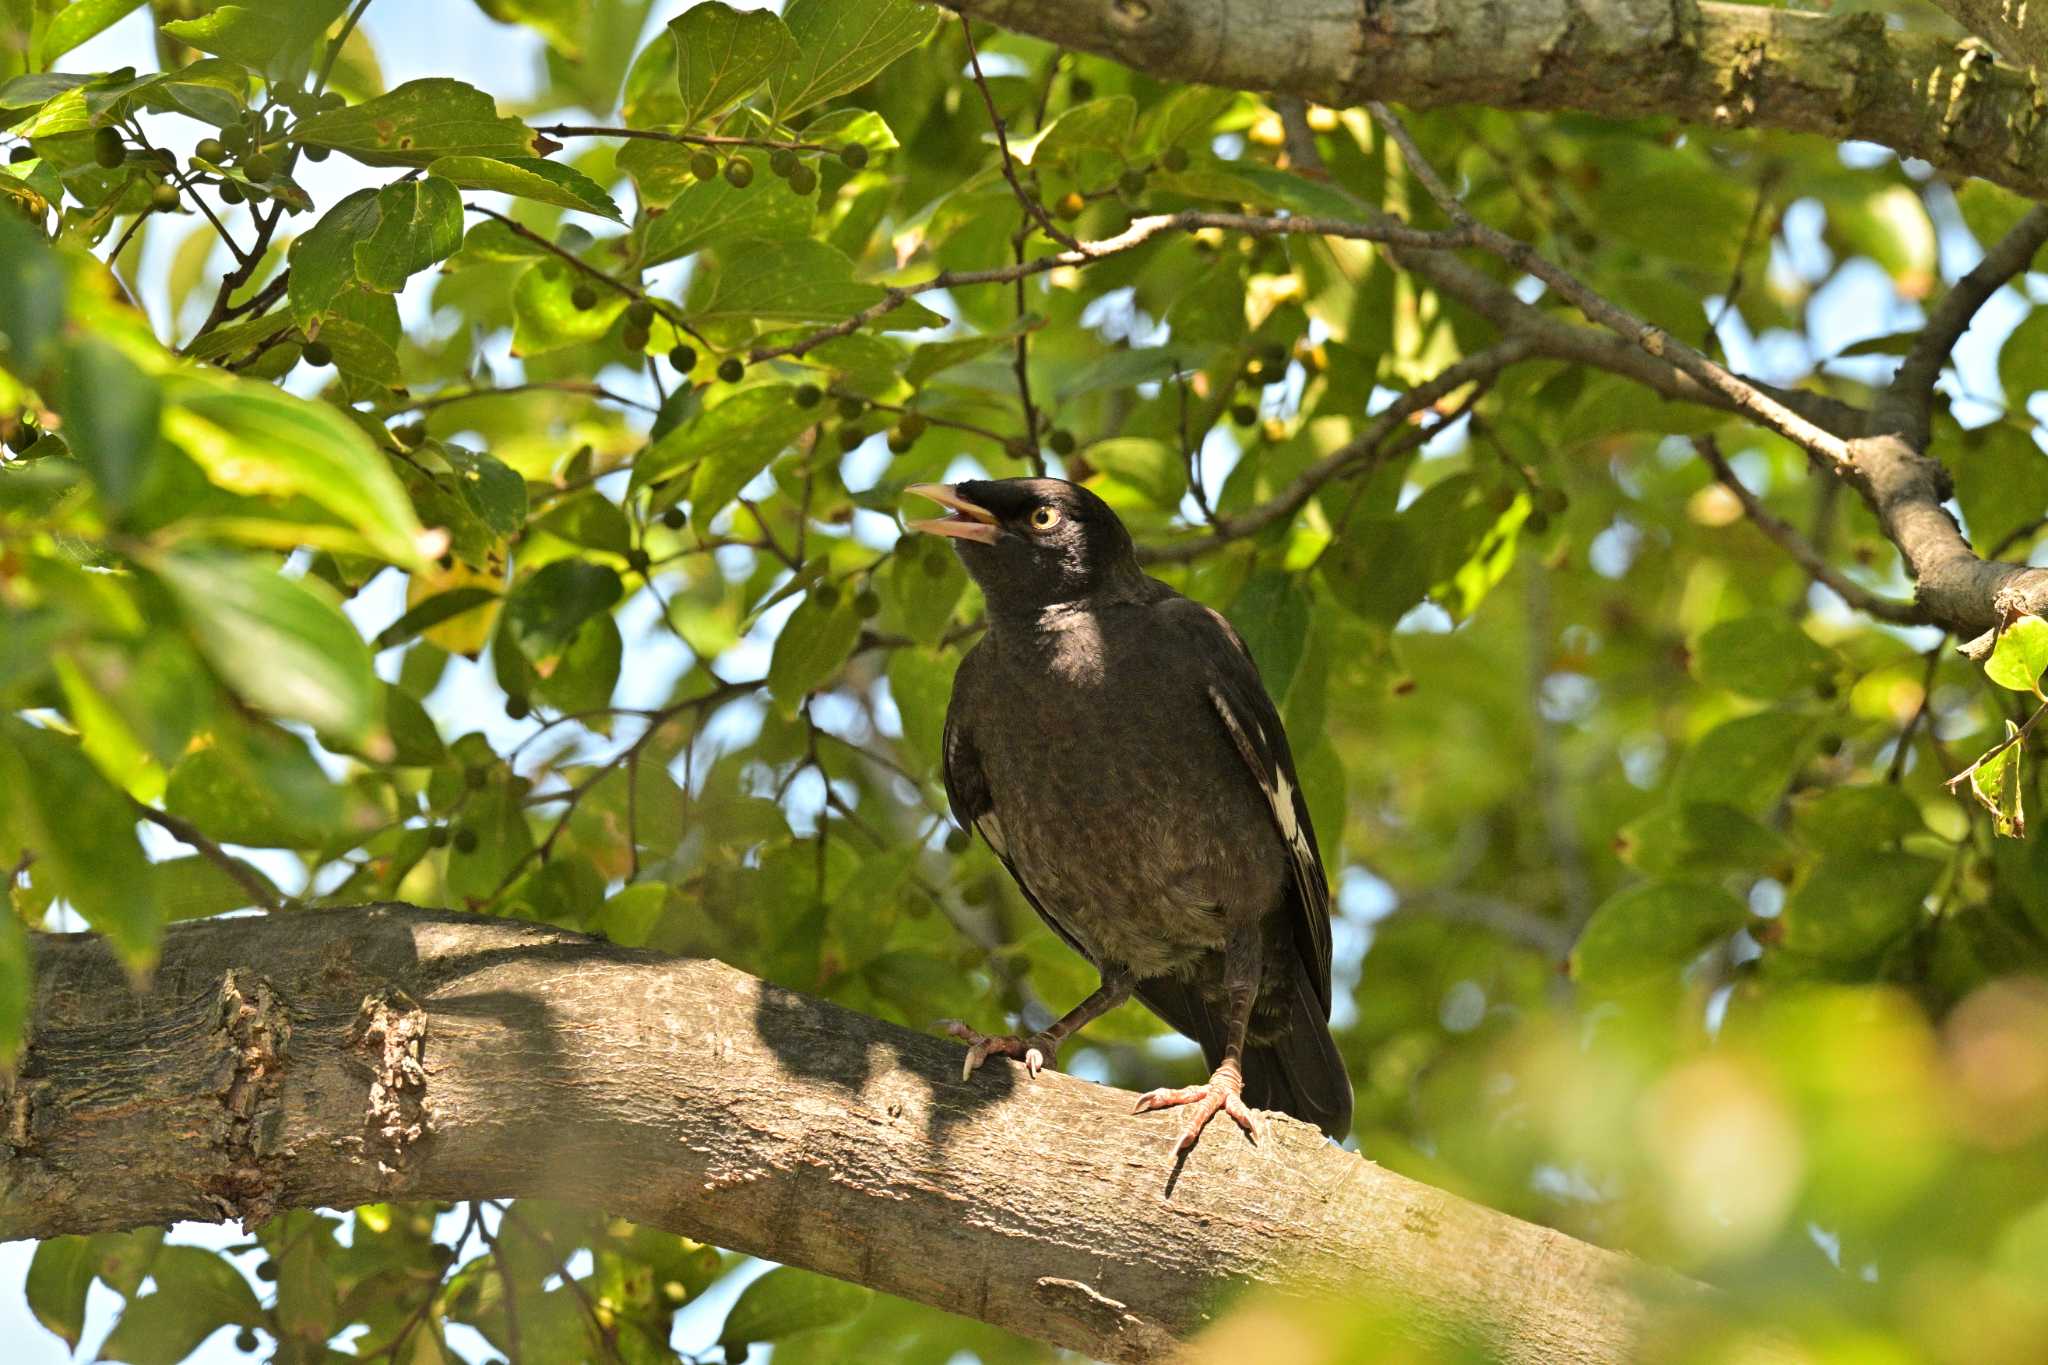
[0,904,1711,1363]
[1932,0,2048,74]
[957,0,2048,202]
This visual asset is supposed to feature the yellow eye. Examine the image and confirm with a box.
[1028,505,1063,532]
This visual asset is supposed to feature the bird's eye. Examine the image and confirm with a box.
[1028,506,1063,532]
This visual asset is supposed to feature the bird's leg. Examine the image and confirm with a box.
[1134,922,1265,1151]
[940,971,1133,1082]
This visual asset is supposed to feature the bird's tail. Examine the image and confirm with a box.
[1240,957,1352,1141]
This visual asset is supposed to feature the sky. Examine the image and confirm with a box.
[5,1,2043,1362]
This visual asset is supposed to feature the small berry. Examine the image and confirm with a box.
[195,137,225,162]
[944,828,970,854]
[1048,428,1076,456]
[838,143,869,170]
[301,339,333,367]
[254,1260,277,1282]
[626,299,655,327]
[505,695,530,720]
[626,548,651,574]
[394,421,426,447]
[7,144,31,163]
[787,163,817,196]
[769,149,798,178]
[234,1328,259,1353]
[793,383,822,408]
[570,283,598,311]
[661,507,686,530]
[1069,77,1095,100]
[92,127,125,169]
[1523,511,1550,536]
[453,828,479,854]
[150,182,179,212]
[1117,168,1146,198]
[836,395,864,420]
[690,151,720,181]
[1231,403,1257,425]
[621,323,650,352]
[241,151,275,181]
[1160,145,1189,173]
[218,181,244,205]
[717,356,745,383]
[426,826,451,848]
[854,588,880,618]
[668,344,697,372]
[838,426,867,452]
[813,581,841,609]
[723,158,753,188]
[898,412,928,441]
[1053,191,1085,219]
[319,90,346,111]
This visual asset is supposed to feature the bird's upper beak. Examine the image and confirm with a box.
[904,483,1001,544]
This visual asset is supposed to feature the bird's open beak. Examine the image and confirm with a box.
[904,483,1001,544]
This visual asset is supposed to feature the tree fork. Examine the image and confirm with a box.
[1,905,1711,1362]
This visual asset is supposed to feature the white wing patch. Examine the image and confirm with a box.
[1208,685,1311,868]
[974,812,1008,860]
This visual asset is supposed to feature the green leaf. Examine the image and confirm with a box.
[1617,801,1791,878]
[41,0,148,61]
[632,383,814,517]
[1964,722,2027,838]
[1571,879,1750,990]
[511,259,628,356]
[532,612,623,713]
[720,1266,871,1350]
[671,2,798,127]
[1691,615,1838,700]
[353,176,465,292]
[769,0,937,118]
[533,491,633,555]
[504,560,624,658]
[26,1235,95,1351]
[687,237,942,329]
[426,155,622,219]
[641,161,813,268]
[160,0,347,81]
[1782,852,1939,960]
[152,853,280,920]
[1792,785,1926,856]
[292,77,542,168]
[1086,437,1186,510]
[374,586,499,650]
[163,732,342,849]
[886,647,951,766]
[1986,615,2048,694]
[877,536,967,645]
[600,883,671,947]
[768,592,861,715]
[162,371,427,567]
[0,214,66,371]
[96,1245,263,1365]
[1674,708,1817,813]
[0,717,159,969]
[154,550,379,744]
[57,336,160,516]
[1318,519,1431,629]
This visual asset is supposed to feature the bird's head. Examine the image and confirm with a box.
[904,477,1142,614]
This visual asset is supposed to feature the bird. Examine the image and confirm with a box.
[905,476,1351,1154]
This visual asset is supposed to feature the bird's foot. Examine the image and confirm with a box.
[1134,1066,1263,1152]
[936,1020,1055,1081]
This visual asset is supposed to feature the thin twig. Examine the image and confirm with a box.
[314,0,375,95]
[132,801,287,911]
[539,123,830,153]
[463,204,707,347]
[958,14,1080,251]
[403,380,659,416]
[1368,101,1855,470]
[1690,435,1928,624]
[750,209,1476,365]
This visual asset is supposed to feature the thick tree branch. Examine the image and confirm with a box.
[957,0,2048,203]
[1929,1,2048,73]
[0,905,1719,1364]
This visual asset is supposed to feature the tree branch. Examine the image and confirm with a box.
[1928,1,2048,73]
[0,904,1721,1365]
[955,0,2048,203]
[1880,204,2048,449]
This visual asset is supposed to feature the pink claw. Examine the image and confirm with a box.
[1134,1071,1264,1152]
[937,1020,1051,1081]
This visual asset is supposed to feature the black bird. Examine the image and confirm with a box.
[907,477,1351,1152]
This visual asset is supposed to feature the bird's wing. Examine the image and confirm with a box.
[941,662,1094,964]
[1161,597,1334,1013]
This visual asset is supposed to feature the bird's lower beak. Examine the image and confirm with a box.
[904,483,1001,545]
